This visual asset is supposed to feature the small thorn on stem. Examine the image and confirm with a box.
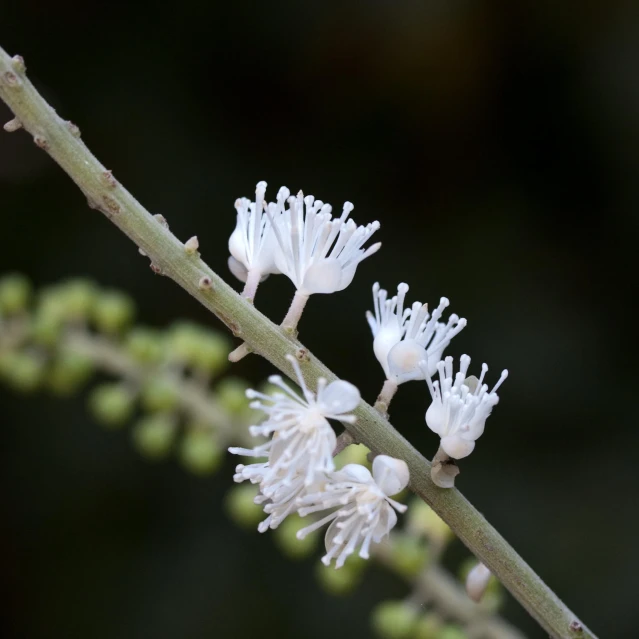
[3,71,20,87]
[153,214,169,229]
[33,136,48,150]
[569,621,584,633]
[150,263,163,275]
[66,121,81,137]
[295,348,310,363]
[138,247,147,257]
[3,118,22,133]
[184,236,199,255]
[11,55,26,73]
[198,275,212,290]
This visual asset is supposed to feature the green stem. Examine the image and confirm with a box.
[0,45,596,639]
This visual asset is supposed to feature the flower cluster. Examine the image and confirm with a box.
[226,181,509,564]
[228,181,381,300]
[229,354,409,567]
[366,282,507,459]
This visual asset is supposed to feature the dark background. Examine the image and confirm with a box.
[1,1,638,637]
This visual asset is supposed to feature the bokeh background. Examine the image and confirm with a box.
[2,1,638,637]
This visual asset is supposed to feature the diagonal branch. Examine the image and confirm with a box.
[0,45,596,639]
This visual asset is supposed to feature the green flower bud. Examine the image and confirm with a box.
[140,376,179,412]
[406,498,453,546]
[89,383,136,427]
[132,414,177,459]
[315,555,366,596]
[388,533,430,579]
[438,625,468,639]
[30,310,63,346]
[190,332,230,375]
[179,429,222,475]
[48,350,94,395]
[216,377,250,415]
[58,279,97,319]
[371,601,418,639]
[413,613,443,639]
[0,351,44,392]
[0,273,31,314]
[166,322,202,364]
[274,515,319,560]
[224,484,263,529]
[125,327,165,364]
[93,291,135,334]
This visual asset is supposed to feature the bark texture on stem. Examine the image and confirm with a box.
[0,45,596,639]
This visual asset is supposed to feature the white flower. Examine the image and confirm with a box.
[228,181,287,284]
[366,282,467,384]
[268,191,381,295]
[422,355,508,459]
[296,455,409,568]
[228,354,361,531]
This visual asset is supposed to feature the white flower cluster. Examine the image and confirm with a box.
[367,282,508,459]
[228,181,380,297]
[225,180,510,566]
[229,354,409,567]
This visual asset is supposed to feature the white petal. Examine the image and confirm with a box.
[441,435,475,460]
[301,257,343,294]
[320,380,361,414]
[372,455,410,495]
[387,339,427,382]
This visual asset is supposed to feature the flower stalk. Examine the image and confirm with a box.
[0,44,596,639]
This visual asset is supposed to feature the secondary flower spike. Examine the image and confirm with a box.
[422,355,508,459]
[228,181,287,299]
[297,455,409,568]
[268,191,381,297]
[367,282,467,385]
[228,354,361,531]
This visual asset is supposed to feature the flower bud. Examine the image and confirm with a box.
[459,557,503,612]
[48,351,94,395]
[179,429,222,475]
[92,291,135,333]
[0,351,44,392]
[125,328,165,364]
[388,533,430,578]
[217,377,250,415]
[140,376,179,412]
[274,515,319,560]
[58,279,97,319]
[224,484,263,529]
[166,322,201,363]
[465,562,491,603]
[0,273,31,314]
[371,600,418,639]
[315,555,365,596]
[30,311,63,346]
[132,414,177,459]
[190,332,230,374]
[89,383,136,427]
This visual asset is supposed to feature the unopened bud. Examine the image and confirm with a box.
[224,484,263,529]
[126,327,165,364]
[371,600,418,639]
[413,613,443,639]
[132,414,176,459]
[89,383,136,427]
[93,291,135,333]
[184,236,199,255]
[274,515,319,560]
[141,376,179,413]
[0,273,31,313]
[315,555,365,596]
[48,351,93,395]
[179,429,222,475]
[388,533,430,578]
[465,562,492,603]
